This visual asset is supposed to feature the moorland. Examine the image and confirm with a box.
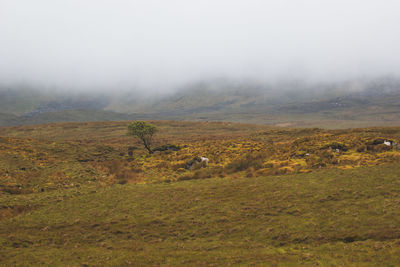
[1,121,400,265]
[3,77,400,128]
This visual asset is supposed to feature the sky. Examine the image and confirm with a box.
[0,0,399,92]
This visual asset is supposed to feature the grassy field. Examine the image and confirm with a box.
[2,121,400,190]
[1,121,400,265]
[1,165,400,266]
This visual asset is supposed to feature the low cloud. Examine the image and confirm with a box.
[1,0,399,92]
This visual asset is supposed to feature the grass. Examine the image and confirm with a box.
[2,121,400,265]
[3,121,400,190]
[1,164,400,265]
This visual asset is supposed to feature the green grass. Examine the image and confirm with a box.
[2,164,400,266]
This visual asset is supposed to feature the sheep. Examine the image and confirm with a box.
[383,140,392,146]
[185,156,209,170]
[200,156,209,165]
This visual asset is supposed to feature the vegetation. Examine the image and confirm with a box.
[2,121,400,189]
[1,121,400,265]
[2,164,400,265]
[127,121,158,154]
[4,78,400,128]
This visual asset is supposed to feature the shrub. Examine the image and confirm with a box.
[127,121,158,154]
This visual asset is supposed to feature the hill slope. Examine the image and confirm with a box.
[2,77,400,128]
[1,164,400,265]
[2,121,400,265]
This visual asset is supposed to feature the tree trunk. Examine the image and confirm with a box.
[143,140,153,154]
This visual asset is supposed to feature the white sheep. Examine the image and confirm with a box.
[383,140,392,146]
[200,156,209,165]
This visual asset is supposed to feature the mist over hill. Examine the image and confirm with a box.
[1,76,400,128]
[2,1,400,128]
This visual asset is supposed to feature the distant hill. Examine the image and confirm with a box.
[1,76,400,128]
[5,109,136,126]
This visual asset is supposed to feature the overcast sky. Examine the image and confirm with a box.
[0,0,399,92]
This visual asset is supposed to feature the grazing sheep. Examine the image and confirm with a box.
[200,156,209,165]
[186,156,209,170]
[384,140,392,146]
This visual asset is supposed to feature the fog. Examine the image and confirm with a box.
[1,0,400,93]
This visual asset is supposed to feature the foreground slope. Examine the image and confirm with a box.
[2,121,400,265]
[1,164,400,266]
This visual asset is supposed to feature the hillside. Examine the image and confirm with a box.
[2,77,400,128]
[1,121,400,265]
[2,121,400,191]
[1,165,400,266]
